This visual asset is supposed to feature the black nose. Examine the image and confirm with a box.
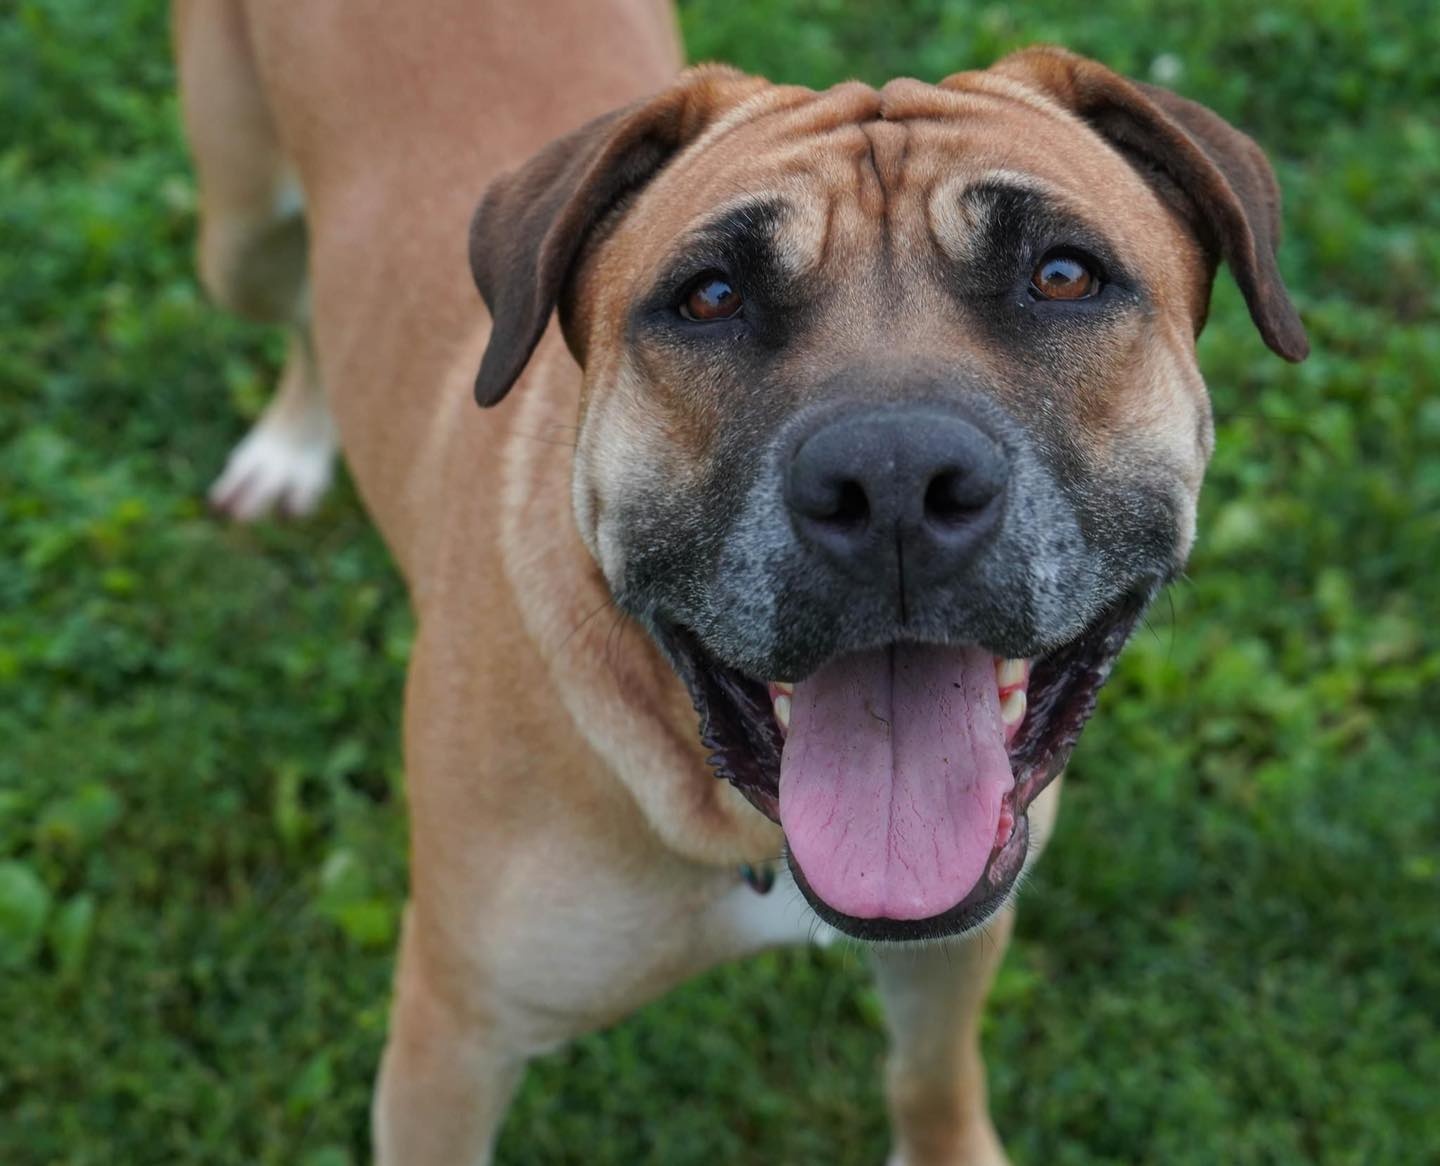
[785,407,1007,584]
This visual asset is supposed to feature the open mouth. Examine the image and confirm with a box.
[655,591,1151,941]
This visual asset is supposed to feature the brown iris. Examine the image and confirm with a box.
[1030,253,1098,301]
[680,274,743,321]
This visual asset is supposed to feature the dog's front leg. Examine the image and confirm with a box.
[873,775,1065,1165]
[372,909,526,1166]
[871,909,1016,1166]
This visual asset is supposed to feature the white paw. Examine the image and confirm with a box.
[209,412,336,522]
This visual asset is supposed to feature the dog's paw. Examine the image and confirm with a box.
[209,411,336,522]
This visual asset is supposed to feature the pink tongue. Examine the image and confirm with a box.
[779,644,1013,921]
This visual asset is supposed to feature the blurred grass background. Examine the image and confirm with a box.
[2,1,1437,1162]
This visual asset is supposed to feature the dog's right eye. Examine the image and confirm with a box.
[679,273,744,322]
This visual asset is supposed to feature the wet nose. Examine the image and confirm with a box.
[785,407,1007,585]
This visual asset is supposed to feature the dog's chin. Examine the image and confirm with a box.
[650,588,1153,943]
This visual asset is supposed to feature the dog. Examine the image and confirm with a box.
[173,1,1306,1161]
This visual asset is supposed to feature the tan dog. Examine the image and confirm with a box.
[173,2,1305,1161]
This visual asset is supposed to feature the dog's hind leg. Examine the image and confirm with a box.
[205,328,335,521]
[172,0,336,521]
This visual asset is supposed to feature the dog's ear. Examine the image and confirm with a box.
[977,46,1307,362]
[468,65,765,406]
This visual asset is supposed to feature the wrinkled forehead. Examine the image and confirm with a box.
[623,75,1188,281]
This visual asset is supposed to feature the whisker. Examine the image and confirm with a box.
[602,606,633,678]
[550,594,620,660]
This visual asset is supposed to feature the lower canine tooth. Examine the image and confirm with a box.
[773,693,792,731]
[1000,688,1026,726]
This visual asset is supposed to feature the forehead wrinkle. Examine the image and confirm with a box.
[682,85,816,159]
[858,119,913,197]
[871,75,1066,137]
[929,70,1080,124]
[641,123,899,282]
[671,68,1110,206]
[810,189,841,275]
[667,81,882,188]
[660,84,1080,241]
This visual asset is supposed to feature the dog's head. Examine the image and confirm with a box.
[468,48,1305,941]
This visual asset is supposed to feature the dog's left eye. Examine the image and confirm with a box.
[679,273,744,322]
[1030,251,1100,301]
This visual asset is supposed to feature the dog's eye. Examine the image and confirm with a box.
[679,273,743,322]
[1030,252,1099,301]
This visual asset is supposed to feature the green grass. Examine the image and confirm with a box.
[2,1,1437,1162]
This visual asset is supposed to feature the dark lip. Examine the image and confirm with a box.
[651,589,1154,940]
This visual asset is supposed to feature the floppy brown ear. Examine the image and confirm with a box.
[982,46,1308,362]
[468,65,765,406]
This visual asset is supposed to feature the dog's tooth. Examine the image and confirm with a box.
[773,693,792,732]
[997,658,1028,689]
[772,681,794,696]
[1000,688,1027,727]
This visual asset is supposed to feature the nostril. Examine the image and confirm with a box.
[924,469,996,526]
[791,469,871,531]
[830,479,870,529]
